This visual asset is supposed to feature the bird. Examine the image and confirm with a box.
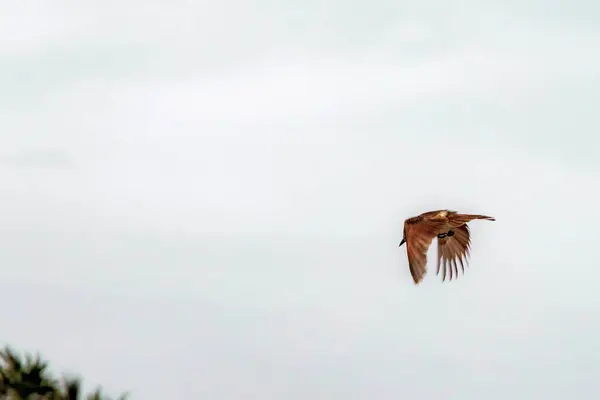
[398,210,495,284]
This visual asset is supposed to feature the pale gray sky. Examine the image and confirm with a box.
[1,1,600,399]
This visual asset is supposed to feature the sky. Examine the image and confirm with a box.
[1,1,600,399]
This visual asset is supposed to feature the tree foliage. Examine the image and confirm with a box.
[0,346,128,400]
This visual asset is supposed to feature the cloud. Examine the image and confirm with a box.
[106,29,600,126]
[0,149,75,169]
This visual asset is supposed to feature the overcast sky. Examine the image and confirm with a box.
[2,1,600,399]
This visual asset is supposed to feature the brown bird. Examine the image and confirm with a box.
[398,210,495,284]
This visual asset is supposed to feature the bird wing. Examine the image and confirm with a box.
[436,224,471,282]
[405,218,445,284]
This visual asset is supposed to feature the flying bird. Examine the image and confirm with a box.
[398,210,495,284]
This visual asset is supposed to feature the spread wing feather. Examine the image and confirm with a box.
[437,224,471,282]
[405,219,445,284]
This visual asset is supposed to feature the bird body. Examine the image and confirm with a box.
[398,210,495,284]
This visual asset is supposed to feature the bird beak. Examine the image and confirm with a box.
[399,238,406,247]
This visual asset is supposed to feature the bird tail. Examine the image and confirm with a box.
[450,214,495,225]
